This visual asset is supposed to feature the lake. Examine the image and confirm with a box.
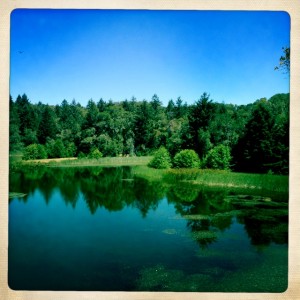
[8,166,288,292]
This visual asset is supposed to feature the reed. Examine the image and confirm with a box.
[163,168,288,193]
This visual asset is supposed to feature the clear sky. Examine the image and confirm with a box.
[10,9,290,106]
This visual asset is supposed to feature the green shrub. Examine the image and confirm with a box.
[148,147,172,169]
[173,149,200,168]
[203,144,231,170]
[23,144,47,160]
[88,148,103,159]
[97,134,123,157]
[46,139,66,158]
[65,142,77,157]
[77,152,86,159]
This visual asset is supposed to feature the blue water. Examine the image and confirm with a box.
[8,166,288,291]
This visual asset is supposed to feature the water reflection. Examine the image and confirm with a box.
[9,166,288,248]
[9,165,288,291]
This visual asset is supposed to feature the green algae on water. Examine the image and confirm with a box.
[9,192,27,199]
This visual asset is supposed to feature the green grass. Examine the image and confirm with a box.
[12,156,288,193]
[163,168,288,193]
[132,165,168,181]
[18,156,153,168]
[9,152,23,163]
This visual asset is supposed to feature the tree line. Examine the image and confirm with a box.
[9,92,289,174]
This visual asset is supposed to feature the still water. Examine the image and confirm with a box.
[9,166,288,292]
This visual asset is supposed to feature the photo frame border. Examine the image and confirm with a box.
[1,1,299,299]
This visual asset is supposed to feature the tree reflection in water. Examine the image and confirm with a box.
[9,165,288,248]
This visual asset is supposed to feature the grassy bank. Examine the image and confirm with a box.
[133,167,288,194]
[18,156,152,167]
[12,156,288,194]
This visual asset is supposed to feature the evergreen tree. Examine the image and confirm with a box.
[189,93,216,156]
[15,94,32,135]
[84,99,100,130]
[9,95,23,151]
[175,97,188,118]
[150,94,162,112]
[134,100,153,155]
[166,99,175,120]
[37,105,57,144]
[233,100,275,173]
[97,98,106,112]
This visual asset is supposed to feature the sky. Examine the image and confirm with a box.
[10,9,290,107]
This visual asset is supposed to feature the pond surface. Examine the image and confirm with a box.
[9,166,288,292]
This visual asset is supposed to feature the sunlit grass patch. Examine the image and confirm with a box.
[164,168,288,193]
[18,156,153,168]
[132,165,167,181]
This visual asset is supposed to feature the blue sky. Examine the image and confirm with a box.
[10,9,290,106]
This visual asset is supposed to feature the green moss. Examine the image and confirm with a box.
[162,228,177,235]
[181,214,211,221]
[190,230,218,240]
[224,194,288,209]
[136,264,213,291]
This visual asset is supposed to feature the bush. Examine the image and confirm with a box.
[46,139,66,158]
[88,148,103,159]
[77,152,86,159]
[23,144,47,160]
[203,144,231,170]
[173,149,200,168]
[148,147,172,169]
[97,134,123,157]
[65,142,77,157]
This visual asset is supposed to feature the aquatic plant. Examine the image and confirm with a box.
[181,214,211,221]
[9,192,27,199]
[136,264,212,291]
[190,230,218,240]
[162,228,177,235]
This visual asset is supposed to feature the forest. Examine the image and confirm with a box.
[9,91,289,175]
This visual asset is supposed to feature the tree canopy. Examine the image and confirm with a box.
[9,92,289,174]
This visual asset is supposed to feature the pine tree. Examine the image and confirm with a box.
[37,105,58,144]
[233,101,275,173]
[9,95,23,151]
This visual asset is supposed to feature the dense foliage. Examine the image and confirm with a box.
[23,144,47,160]
[173,149,201,169]
[203,145,231,170]
[148,147,172,169]
[88,148,103,159]
[9,92,289,174]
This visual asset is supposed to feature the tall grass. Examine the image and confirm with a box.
[164,168,288,193]
[132,165,168,181]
